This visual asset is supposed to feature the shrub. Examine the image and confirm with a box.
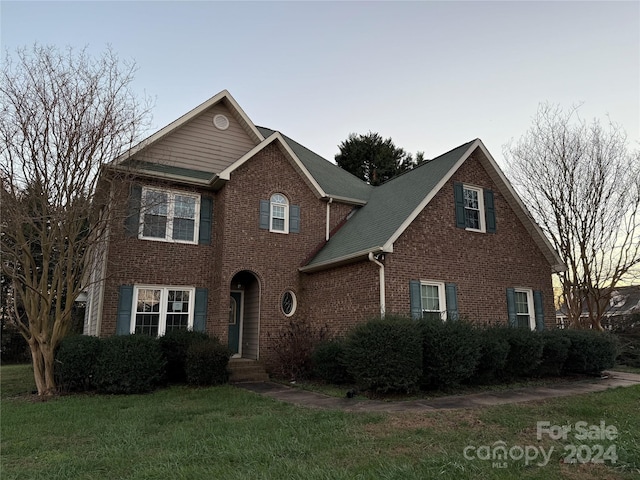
[562,329,618,374]
[94,335,165,394]
[472,327,510,384]
[612,314,640,368]
[417,318,481,389]
[490,326,544,378]
[55,335,102,392]
[0,319,30,364]
[344,316,422,393]
[268,319,329,381]
[537,330,571,377]
[311,338,353,384]
[185,338,230,386]
[158,329,210,384]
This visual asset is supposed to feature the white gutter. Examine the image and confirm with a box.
[368,252,386,318]
[325,198,333,241]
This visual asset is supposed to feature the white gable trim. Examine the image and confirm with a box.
[382,140,479,251]
[113,90,264,165]
[383,139,565,272]
[217,132,327,199]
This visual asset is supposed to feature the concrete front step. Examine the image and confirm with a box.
[228,359,269,383]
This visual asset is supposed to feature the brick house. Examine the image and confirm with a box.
[83,90,565,367]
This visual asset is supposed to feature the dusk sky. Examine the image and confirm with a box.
[2,1,638,164]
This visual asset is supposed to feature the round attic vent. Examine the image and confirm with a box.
[213,114,229,130]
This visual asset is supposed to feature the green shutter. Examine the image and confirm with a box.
[290,205,300,233]
[410,280,422,320]
[198,196,213,245]
[259,200,269,229]
[506,288,517,327]
[116,285,134,335]
[534,290,545,331]
[193,288,208,332]
[445,283,459,321]
[124,184,142,237]
[484,189,496,233]
[454,182,465,228]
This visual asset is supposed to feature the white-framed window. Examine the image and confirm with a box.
[281,290,297,317]
[514,288,535,330]
[270,193,289,233]
[420,281,447,321]
[140,187,200,243]
[132,286,195,336]
[463,185,485,232]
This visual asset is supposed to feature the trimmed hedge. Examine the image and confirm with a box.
[472,327,510,384]
[158,329,210,384]
[311,338,353,385]
[562,330,618,374]
[344,316,422,393]
[185,338,231,386]
[537,330,571,377]
[417,318,481,389]
[94,335,165,394]
[491,326,544,378]
[55,334,102,392]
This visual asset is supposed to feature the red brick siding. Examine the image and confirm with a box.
[300,260,381,335]
[99,180,216,337]
[211,143,331,365]
[384,154,556,327]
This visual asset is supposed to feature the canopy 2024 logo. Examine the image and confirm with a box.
[463,421,618,468]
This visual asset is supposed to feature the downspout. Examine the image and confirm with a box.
[368,252,385,318]
[325,197,333,241]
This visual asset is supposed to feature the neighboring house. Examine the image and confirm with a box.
[83,90,565,367]
[556,285,640,329]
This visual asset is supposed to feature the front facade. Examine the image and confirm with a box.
[84,90,564,367]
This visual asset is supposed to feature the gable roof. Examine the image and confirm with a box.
[256,127,373,204]
[106,90,563,274]
[556,285,640,318]
[302,139,565,273]
[112,90,264,174]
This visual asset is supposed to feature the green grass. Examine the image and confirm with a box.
[2,364,639,479]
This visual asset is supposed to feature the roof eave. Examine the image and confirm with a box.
[299,247,385,273]
[108,164,213,187]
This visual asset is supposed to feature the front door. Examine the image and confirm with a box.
[229,292,242,355]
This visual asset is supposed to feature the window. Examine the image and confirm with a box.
[140,187,200,243]
[454,183,495,233]
[514,288,535,330]
[420,282,447,320]
[463,185,485,232]
[270,193,289,233]
[132,286,195,336]
[281,290,297,317]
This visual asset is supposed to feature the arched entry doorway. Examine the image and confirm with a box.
[229,271,260,360]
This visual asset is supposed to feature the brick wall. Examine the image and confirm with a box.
[98,145,557,367]
[384,153,556,327]
[99,179,216,337]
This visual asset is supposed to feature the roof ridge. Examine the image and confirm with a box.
[377,139,477,187]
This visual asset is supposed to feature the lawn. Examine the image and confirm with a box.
[2,364,639,480]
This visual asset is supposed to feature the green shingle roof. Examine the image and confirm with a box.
[305,140,475,268]
[257,126,373,203]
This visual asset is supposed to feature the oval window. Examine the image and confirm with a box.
[281,290,296,317]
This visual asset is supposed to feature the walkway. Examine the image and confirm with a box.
[237,370,640,412]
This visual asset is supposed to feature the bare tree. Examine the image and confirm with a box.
[0,45,151,395]
[504,104,640,330]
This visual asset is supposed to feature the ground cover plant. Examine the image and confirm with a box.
[2,364,639,480]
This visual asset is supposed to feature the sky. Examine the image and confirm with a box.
[2,1,639,165]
